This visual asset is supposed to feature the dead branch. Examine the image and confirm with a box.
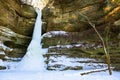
[79,13,112,75]
[80,67,114,76]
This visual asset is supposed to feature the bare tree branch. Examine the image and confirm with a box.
[79,13,112,75]
[80,67,114,75]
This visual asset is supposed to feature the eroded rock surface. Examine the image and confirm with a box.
[43,0,120,33]
[0,0,36,60]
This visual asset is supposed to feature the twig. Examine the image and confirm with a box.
[80,67,114,76]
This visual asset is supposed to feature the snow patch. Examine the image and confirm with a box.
[0,51,5,55]
[49,43,102,50]
[0,42,13,51]
[47,56,107,71]
[0,59,5,66]
[42,31,68,38]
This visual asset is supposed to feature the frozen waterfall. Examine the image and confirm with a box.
[15,8,47,71]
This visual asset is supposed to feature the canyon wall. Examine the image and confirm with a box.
[0,0,120,60]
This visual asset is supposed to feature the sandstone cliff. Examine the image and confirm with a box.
[0,0,119,62]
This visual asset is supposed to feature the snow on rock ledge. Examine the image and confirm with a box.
[0,59,5,66]
[42,31,68,38]
[0,59,6,70]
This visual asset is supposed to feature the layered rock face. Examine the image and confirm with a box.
[0,0,37,59]
[42,0,120,71]
[43,0,120,33]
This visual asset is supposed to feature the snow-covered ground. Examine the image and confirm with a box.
[0,69,120,80]
[46,55,108,71]
[0,56,120,80]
